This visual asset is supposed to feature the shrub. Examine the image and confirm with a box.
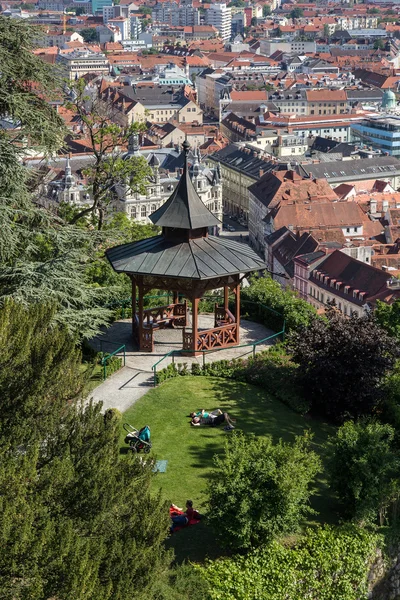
[328,421,400,525]
[155,347,309,415]
[207,431,321,551]
[200,525,380,600]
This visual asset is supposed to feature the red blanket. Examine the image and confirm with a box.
[169,506,201,533]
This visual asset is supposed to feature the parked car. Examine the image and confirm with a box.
[227,225,236,232]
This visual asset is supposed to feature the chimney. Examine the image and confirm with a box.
[259,169,264,178]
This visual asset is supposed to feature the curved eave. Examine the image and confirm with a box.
[105,235,266,280]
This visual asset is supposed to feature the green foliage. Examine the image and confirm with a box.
[80,27,99,42]
[289,7,304,18]
[374,38,385,49]
[328,420,400,525]
[263,4,271,16]
[156,346,309,414]
[0,16,66,154]
[287,308,399,423]
[207,431,321,550]
[241,274,316,333]
[0,300,172,599]
[103,354,123,377]
[201,525,380,600]
[65,80,151,229]
[233,346,309,414]
[375,299,400,340]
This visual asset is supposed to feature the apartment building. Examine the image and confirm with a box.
[206,3,232,41]
[57,50,109,79]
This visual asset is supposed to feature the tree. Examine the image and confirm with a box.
[0,17,154,337]
[287,308,400,423]
[328,421,400,525]
[80,27,99,43]
[289,7,304,19]
[229,0,245,6]
[375,298,400,340]
[263,4,272,16]
[76,7,85,15]
[241,274,316,333]
[374,38,385,50]
[64,79,152,230]
[0,300,173,599]
[323,23,330,39]
[207,432,321,551]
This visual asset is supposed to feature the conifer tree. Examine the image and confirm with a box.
[0,301,172,599]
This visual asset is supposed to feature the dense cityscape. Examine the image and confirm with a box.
[1,0,400,596]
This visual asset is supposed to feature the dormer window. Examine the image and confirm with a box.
[336,283,340,290]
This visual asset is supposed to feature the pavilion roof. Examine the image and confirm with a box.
[149,140,220,230]
[106,234,266,280]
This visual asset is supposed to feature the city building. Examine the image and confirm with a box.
[351,113,400,158]
[305,250,400,314]
[57,49,109,79]
[152,0,199,27]
[206,3,232,41]
[208,143,276,221]
[92,0,113,15]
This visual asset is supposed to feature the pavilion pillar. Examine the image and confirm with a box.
[224,285,229,312]
[192,295,199,354]
[234,279,240,344]
[173,291,179,304]
[131,277,136,338]
[138,279,144,349]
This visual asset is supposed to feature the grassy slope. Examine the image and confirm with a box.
[121,377,337,561]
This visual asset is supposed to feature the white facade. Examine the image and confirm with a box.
[108,17,130,40]
[206,3,232,41]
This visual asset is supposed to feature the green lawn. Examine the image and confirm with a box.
[121,376,337,562]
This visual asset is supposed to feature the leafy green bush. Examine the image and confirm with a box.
[241,274,316,333]
[200,525,380,600]
[207,431,321,551]
[328,421,400,525]
[104,355,122,377]
[156,346,309,414]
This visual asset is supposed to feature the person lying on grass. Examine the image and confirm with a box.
[191,411,236,429]
[190,408,222,419]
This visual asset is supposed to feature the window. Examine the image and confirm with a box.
[130,206,137,218]
[353,227,358,233]
[346,227,350,233]
[151,204,157,212]
[141,205,147,217]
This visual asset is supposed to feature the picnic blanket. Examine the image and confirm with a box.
[169,506,201,533]
[153,460,168,473]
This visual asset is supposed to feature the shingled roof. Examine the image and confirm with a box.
[106,140,266,280]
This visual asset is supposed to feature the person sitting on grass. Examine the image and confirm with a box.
[170,500,201,533]
[190,408,222,419]
[191,411,236,430]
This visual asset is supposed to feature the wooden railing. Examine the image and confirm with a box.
[142,302,187,328]
[214,304,235,328]
[183,323,238,352]
[134,302,187,352]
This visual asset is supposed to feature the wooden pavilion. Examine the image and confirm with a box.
[106,140,266,353]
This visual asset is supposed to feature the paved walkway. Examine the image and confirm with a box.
[88,314,276,413]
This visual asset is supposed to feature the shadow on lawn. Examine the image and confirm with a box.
[186,379,339,525]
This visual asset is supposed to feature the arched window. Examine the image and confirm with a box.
[141,205,147,217]
[130,206,137,218]
[151,204,157,212]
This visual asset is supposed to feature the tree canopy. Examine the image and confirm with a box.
[289,7,304,18]
[0,16,155,337]
[328,420,400,525]
[287,308,399,423]
[0,301,173,599]
[207,431,321,550]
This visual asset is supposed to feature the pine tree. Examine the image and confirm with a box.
[0,301,172,599]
